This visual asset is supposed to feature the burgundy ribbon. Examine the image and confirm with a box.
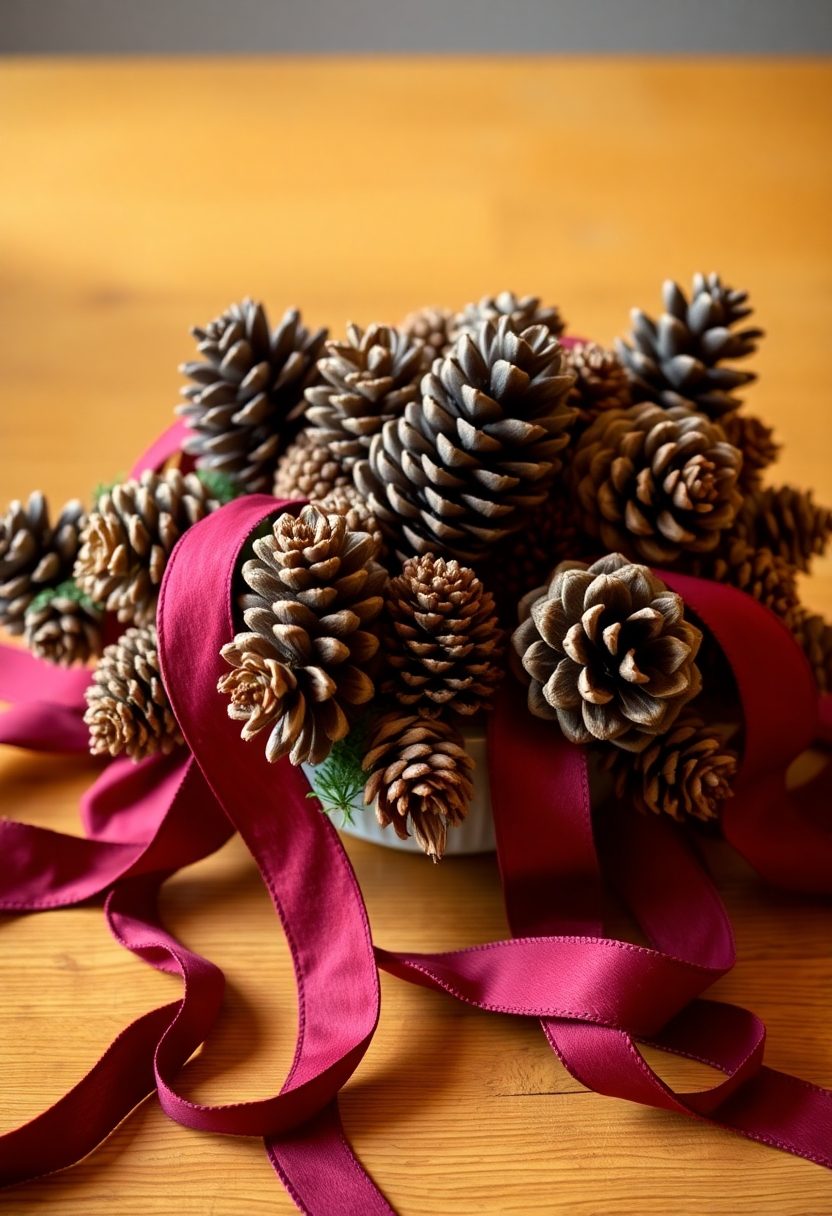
[1,449,831,1207]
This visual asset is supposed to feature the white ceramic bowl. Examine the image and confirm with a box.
[302,721,495,855]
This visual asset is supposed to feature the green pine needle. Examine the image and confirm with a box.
[91,473,127,505]
[306,716,373,826]
[196,468,244,505]
[27,579,100,616]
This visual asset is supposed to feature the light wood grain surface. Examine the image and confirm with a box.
[0,57,830,1215]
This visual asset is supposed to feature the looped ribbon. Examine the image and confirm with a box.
[1,421,831,1211]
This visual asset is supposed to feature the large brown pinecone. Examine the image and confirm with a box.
[383,554,503,716]
[273,429,351,501]
[304,323,429,472]
[0,493,86,635]
[735,485,832,573]
[84,624,183,760]
[400,306,455,362]
[616,274,763,418]
[721,413,780,493]
[788,606,832,693]
[605,711,737,822]
[354,318,576,562]
[573,402,743,564]
[24,582,103,667]
[684,540,798,620]
[218,505,386,766]
[362,711,474,860]
[513,553,702,752]
[178,299,327,493]
[564,341,631,426]
[74,469,219,626]
[453,291,566,341]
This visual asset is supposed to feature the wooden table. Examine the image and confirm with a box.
[0,57,830,1215]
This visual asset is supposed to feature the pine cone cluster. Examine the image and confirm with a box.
[354,318,576,562]
[513,554,702,752]
[218,505,385,766]
[788,606,832,693]
[84,625,182,760]
[453,291,565,342]
[74,469,219,626]
[616,274,762,418]
[178,299,327,493]
[735,485,832,573]
[573,402,742,564]
[383,554,503,716]
[273,429,351,501]
[304,323,429,472]
[362,711,473,861]
[721,412,780,492]
[399,306,455,362]
[564,341,631,426]
[606,712,737,821]
[0,493,86,635]
[684,540,798,620]
[24,582,103,667]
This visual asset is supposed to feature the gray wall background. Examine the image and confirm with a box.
[2,0,832,54]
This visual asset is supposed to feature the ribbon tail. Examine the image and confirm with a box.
[0,700,90,753]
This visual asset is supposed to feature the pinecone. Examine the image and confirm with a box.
[605,712,737,822]
[304,323,429,472]
[492,489,587,622]
[24,582,103,667]
[564,341,631,426]
[400,306,455,362]
[218,505,386,766]
[354,318,577,562]
[615,274,763,419]
[314,485,384,555]
[74,469,220,626]
[0,493,86,635]
[734,485,832,573]
[453,291,566,341]
[788,606,832,693]
[383,554,504,716]
[684,540,798,620]
[573,402,743,564]
[84,625,183,760]
[178,299,327,493]
[513,553,702,752]
[273,429,351,501]
[362,711,474,861]
[721,413,780,492]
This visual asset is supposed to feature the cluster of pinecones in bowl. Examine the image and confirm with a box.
[2,280,830,858]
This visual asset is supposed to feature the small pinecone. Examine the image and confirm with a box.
[354,318,576,562]
[178,299,327,493]
[513,553,702,752]
[0,493,86,635]
[735,485,832,573]
[304,323,429,471]
[218,505,386,766]
[84,625,183,760]
[314,485,384,554]
[74,469,219,626]
[605,712,737,822]
[564,341,631,426]
[684,540,798,620]
[273,429,351,501]
[721,413,780,492]
[788,606,832,693]
[383,554,504,716]
[400,306,455,362]
[362,711,474,860]
[573,402,743,564]
[24,582,103,667]
[493,490,586,620]
[615,274,763,419]
[453,291,566,341]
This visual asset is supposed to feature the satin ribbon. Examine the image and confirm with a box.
[1,480,830,1207]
